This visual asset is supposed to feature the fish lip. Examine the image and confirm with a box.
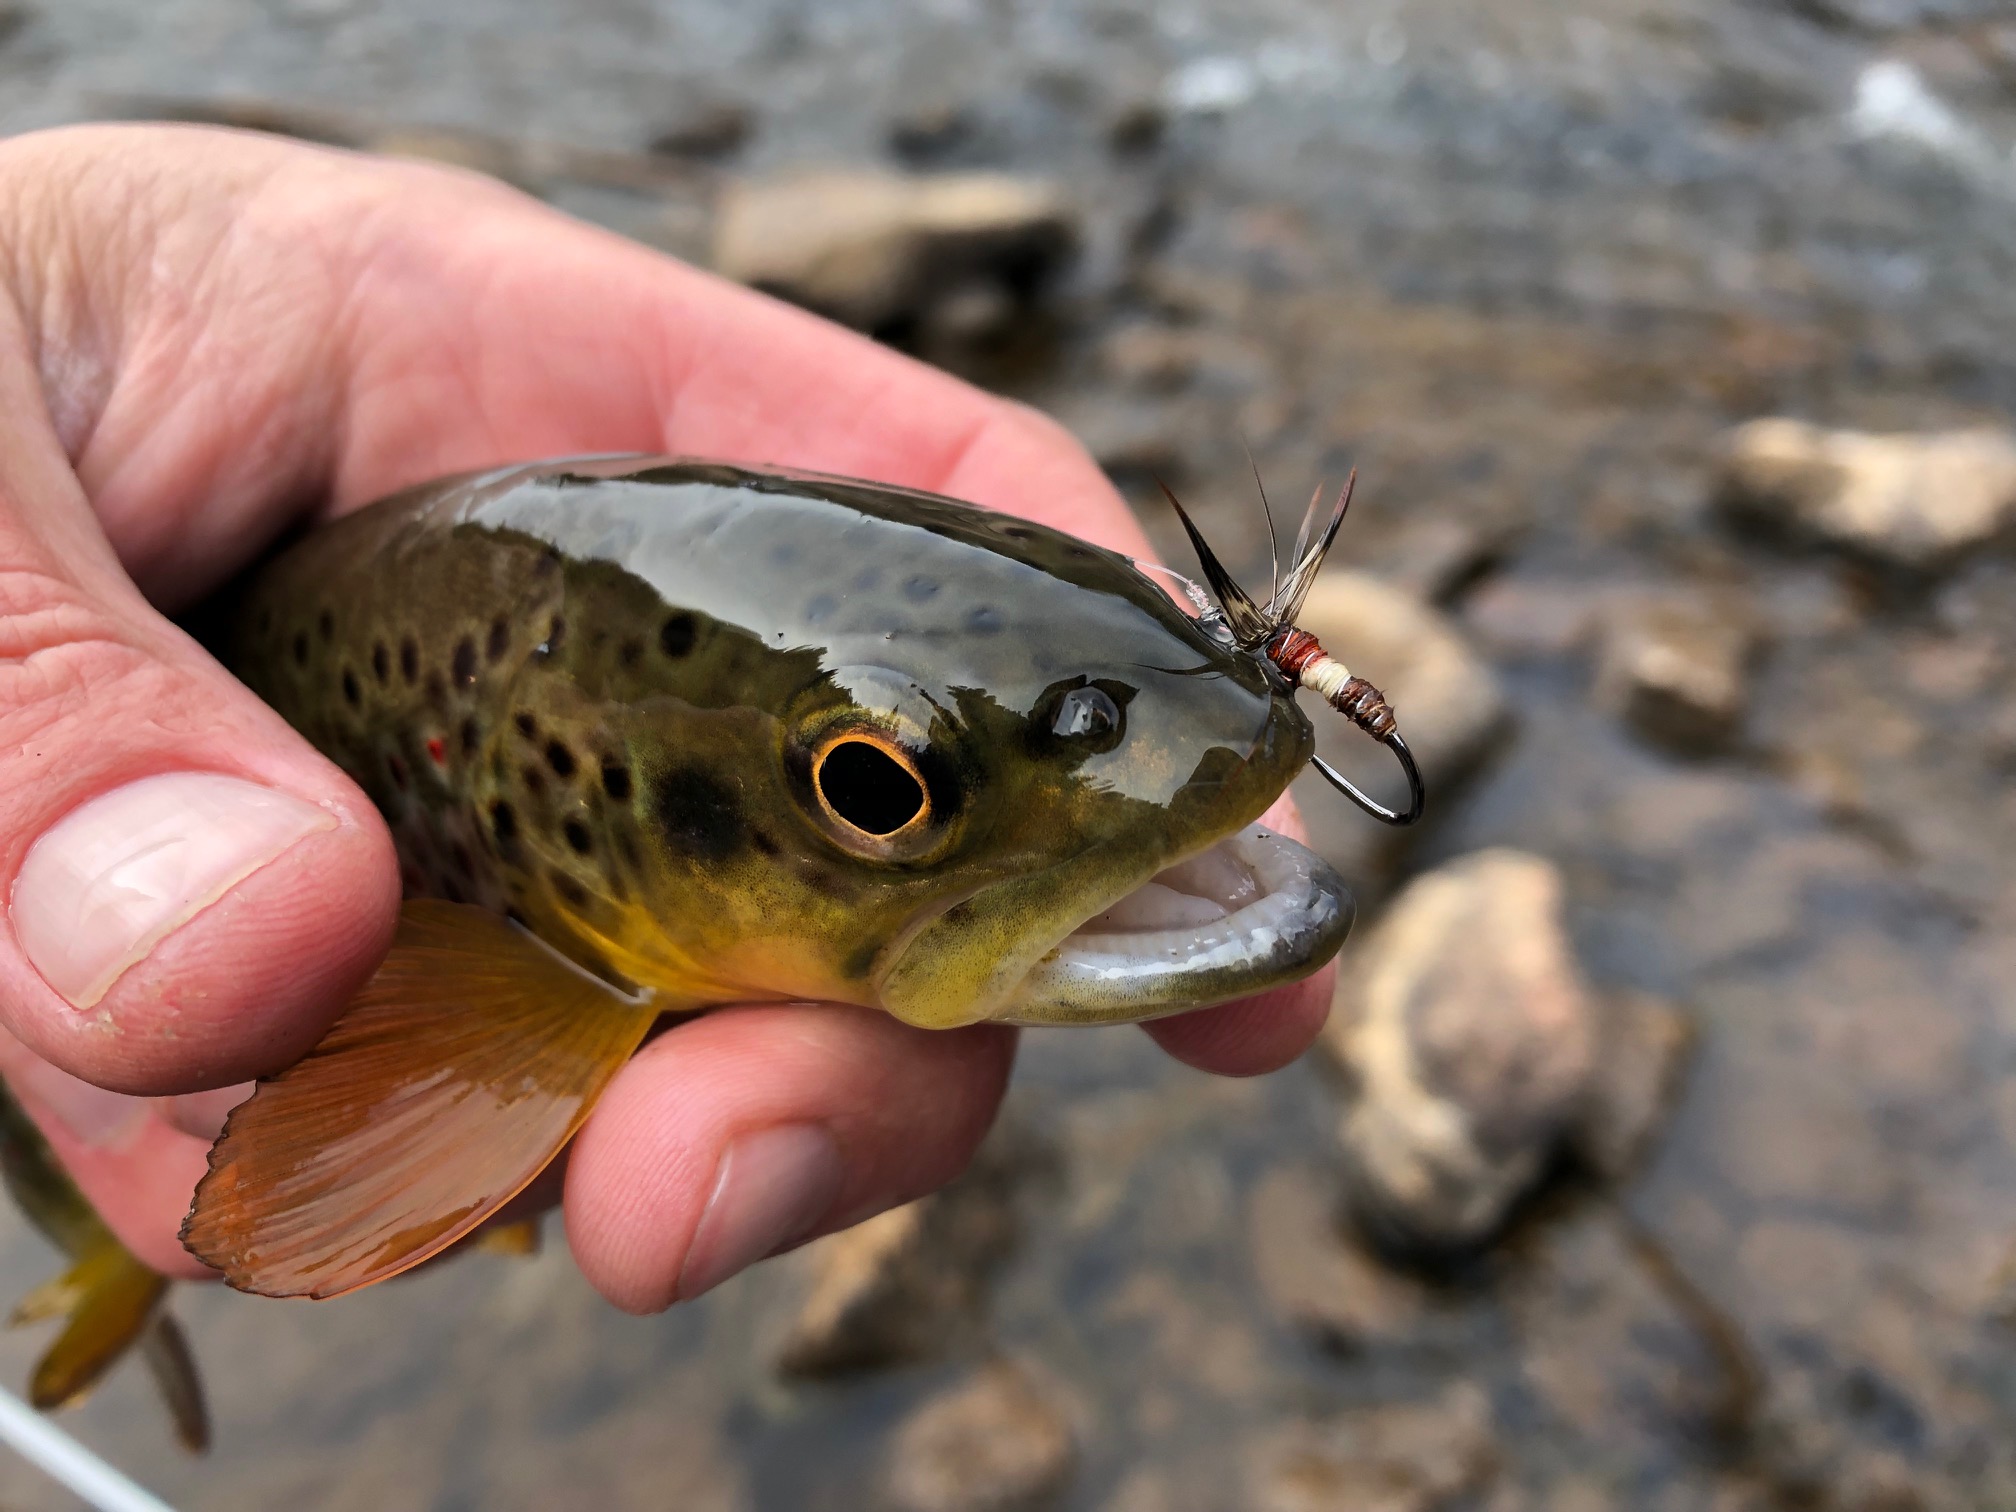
[997,824,1354,1025]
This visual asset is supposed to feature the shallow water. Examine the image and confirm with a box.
[4,0,2016,1507]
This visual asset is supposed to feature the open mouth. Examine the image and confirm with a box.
[1005,823,1354,1025]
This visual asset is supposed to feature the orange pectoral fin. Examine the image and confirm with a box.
[180,901,658,1300]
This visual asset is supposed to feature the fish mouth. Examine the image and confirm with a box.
[1001,824,1354,1025]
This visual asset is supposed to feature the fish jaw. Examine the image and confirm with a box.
[999,824,1352,1024]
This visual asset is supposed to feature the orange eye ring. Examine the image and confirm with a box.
[810,731,932,841]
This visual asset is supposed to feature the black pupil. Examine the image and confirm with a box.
[1053,686,1120,740]
[818,741,926,836]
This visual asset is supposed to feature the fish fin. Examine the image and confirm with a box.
[139,1312,210,1455]
[472,1218,543,1258]
[24,1244,165,1411]
[180,900,658,1301]
[9,1265,89,1327]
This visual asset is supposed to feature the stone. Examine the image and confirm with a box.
[885,1361,1076,1512]
[1248,1167,1428,1351]
[1319,850,1599,1255]
[647,97,752,160]
[1594,590,1760,755]
[0,1,34,45]
[1715,418,2016,573]
[1250,1384,1497,1512]
[1572,990,1695,1182]
[711,170,1075,335]
[1289,573,1510,881]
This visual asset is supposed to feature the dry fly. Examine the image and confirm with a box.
[1154,468,1426,827]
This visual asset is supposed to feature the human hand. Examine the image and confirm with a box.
[0,124,1331,1311]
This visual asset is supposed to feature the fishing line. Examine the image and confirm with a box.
[0,1386,183,1512]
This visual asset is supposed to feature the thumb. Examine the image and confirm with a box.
[0,349,398,1096]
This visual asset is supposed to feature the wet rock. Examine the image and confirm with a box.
[884,1361,1076,1512]
[1319,850,1598,1254]
[1107,98,1167,154]
[1290,573,1509,880]
[1571,990,1695,1183]
[711,170,1075,337]
[1716,419,2016,574]
[1594,590,1761,755]
[0,1,35,46]
[1098,323,1202,392]
[775,1131,1034,1377]
[1370,516,1517,605]
[1250,1384,1496,1512]
[1248,1167,1428,1351]
[646,96,752,160]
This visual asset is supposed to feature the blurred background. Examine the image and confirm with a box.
[6,1,2016,1508]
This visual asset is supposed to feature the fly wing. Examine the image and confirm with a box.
[1269,472,1355,629]
[1159,482,1275,648]
[181,901,658,1300]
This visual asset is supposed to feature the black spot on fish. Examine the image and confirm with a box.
[341,668,360,707]
[618,637,643,669]
[842,937,880,980]
[487,616,510,662]
[515,712,538,740]
[452,637,478,687]
[490,801,518,849]
[904,575,940,602]
[545,741,576,779]
[400,638,419,684]
[539,615,566,656]
[966,606,1004,635]
[461,716,481,756]
[853,565,883,593]
[601,761,633,802]
[660,613,696,658]
[653,766,743,861]
[372,642,390,683]
[563,818,592,854]
[1002,524,1035,540]
[292,632,309,667]
[550,869,589,909]
[522,764,546,799]
[318,609,334,641]
[750,828,780,857]
[532,550,561,580]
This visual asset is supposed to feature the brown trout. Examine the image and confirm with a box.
[0,1085,207,1451]
[180,458,1357,1300]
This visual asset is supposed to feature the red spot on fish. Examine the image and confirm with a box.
[426,737,446,765]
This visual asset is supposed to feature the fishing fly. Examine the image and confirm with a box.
[1155,470,1426,828]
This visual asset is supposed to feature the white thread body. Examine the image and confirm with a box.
[1301,653,1354,705]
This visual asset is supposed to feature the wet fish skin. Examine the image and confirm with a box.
[226,457,1325,1027]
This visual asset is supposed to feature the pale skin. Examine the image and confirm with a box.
[0,125,1331,1314]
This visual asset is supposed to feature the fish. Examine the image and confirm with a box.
[0,1085,208,1452]
[179,457,1360,1300]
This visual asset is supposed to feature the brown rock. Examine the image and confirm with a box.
[1251,1384,1497,1512]
[1595,590,1761,755]
[1320,850,1598,1254]
[647,97,752,160]
[1715,418,2016,572]
[1248,1168,1428,1351]
[1572,991,1695,1182]
[711,170,1075,334]
[885,1361,1076,1512]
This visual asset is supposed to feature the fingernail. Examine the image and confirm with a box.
[12,773,335,1008]
[9,1060,146,1148]
[678,1124,843,1302]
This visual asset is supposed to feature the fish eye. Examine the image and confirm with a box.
[1051,686,1123,746]
[812,734,930,838]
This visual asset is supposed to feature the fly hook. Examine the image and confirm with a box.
[1266,627,1426,827]
[1158,468,1427,829]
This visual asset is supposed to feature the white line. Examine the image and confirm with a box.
[0,1386,182,1512]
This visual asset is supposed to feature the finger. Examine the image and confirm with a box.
[565,1005,1015,1314]
[0,1041,217,1279]
[0,312,398,1092]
